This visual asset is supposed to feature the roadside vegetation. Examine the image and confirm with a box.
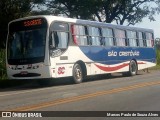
[0,49,7,80]
[155,45,160,68]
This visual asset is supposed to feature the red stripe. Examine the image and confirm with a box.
[95,62,146,72]
[95,63,129,72]
[137,62,145,65]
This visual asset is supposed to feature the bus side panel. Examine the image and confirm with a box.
[50,57,73,78]
[50,46,92,78]
[78,46,156,74]
[67,46,92,76]
[50,45,156,78]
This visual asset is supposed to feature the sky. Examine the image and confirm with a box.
[135,14,160,39]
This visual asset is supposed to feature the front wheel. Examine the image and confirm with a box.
[129,60,138,76]
[73,63,84,84]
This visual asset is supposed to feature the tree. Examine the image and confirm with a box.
[45,0,160,25]
[0,0,44,48]
[45,0,102,19]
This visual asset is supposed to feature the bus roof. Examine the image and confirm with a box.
[9,15,153,33]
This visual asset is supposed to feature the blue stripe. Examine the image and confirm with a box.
[79,46,156,65]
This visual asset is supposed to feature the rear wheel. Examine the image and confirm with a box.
[73,63,84,84]
[129,60,137,76]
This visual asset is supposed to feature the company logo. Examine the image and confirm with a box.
[58,67,65,74]
[50,49,62,57]
[1,112,42,118]
[2,112,11,117]
[20,71,28,75]
[108,50,140,57]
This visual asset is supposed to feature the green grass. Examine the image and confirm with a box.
[149,65,160,70]
[156,48,160,65]
[148,48,160,70]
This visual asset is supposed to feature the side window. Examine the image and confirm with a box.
[138,32,144,47]
[88,26,101,46]
[54,32,68,48]
[50,22,69,49]
[127,31,137,47]
[102,28,114,46]
[143,33,147,47]
[146,32,153,47]
[71,25,88,46]
[115,29,126,46]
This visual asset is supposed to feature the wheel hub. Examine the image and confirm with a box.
[75,67,81,80]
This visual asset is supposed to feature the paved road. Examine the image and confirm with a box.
[0,70,160,120]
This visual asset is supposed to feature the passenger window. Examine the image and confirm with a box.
[143,33,147,47]
[102,28,114,46]
[88,26,101,46]
[54,32,68,48]
[127,31,137,47]
[146,32,153,47]
[72,25,88,46]
[115,29,126,46]
[51,22,69,49]
[138,32,144,47]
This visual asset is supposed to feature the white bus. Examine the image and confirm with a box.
[6,15,156,84]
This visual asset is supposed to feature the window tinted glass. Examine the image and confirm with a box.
[138,32,144,47]
[143,33,147,47]
[54,32,68,48]
[88,27,100,36]
[8,28,46,59]
[102,28,114,46]
[72,25,86,35]
[72,25,88,46]
[73,36,88,45]
[102,28,113,37]
[88,26,101,46]
[146,32,153,47]
[91,37,101,46]
[52,22,69,31]
[51,22,69,49]
[115,29,126,46]
[127,31,137,47]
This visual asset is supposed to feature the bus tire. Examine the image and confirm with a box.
[73,63,84,84]
[129,60,137,76]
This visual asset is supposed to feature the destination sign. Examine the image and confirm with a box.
[24,19,42,27]
[9,18,47,32]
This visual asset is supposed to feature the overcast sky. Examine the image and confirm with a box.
[135,14,160,39]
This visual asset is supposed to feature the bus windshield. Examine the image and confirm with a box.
[7,18,47,65]
[8,29,46,59]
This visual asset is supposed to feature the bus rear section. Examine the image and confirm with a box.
[6,17,51,79]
